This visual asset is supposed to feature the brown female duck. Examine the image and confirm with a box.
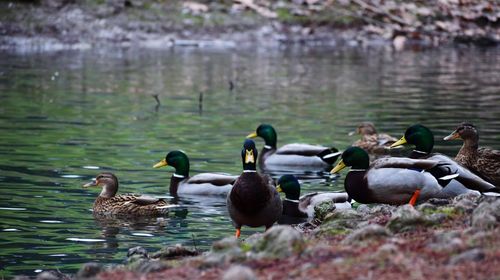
[444,122,500,186]
[84,173,173,216]
[351,122,398,154]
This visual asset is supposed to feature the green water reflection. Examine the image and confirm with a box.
[0,47,499,277]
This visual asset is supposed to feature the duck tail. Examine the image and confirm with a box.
[318,147,342,165]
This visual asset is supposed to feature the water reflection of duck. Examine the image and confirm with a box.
[391,124,498,193]
[227,140,282,238]
[246,124,341,171]
[444,122,500,187]
[331,147,476,205]
[83,173,175,216]
[276,175,351,223]
[153,150,237,196]
[350,122,399,155]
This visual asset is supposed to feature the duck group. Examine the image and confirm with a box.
[83,122,499,238]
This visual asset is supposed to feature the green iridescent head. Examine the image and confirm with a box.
[153,150,190,177]
[276,175,301,200]
[330,147,370,173]
[247,124,277,148]
[391,124,434,153]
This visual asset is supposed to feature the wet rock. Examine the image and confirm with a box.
[386,205,430,232]
[342,224,391,245]
[36,270,67,280]
[471,211,497,230]
[314,201,335,221]
[222,265,257,280]
[247,225,305,259]
[202,237,245,266]
[135,261,169,273]
[426,213,448,224]
[369,205,396,216]
[449,248,485,265]
[452,192,480,212]
[151,244,199,260]
[356,204,371,215]
[426,230,464,253]
[316,209,363,236]
[76,262,103,279]
[127,246,148,258]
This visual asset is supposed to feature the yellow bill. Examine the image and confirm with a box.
[246,132,257,138]
[276,185,283,193]
[330,160,346,174]
[390,136,407,148]
[245,149,255,164]
[153,159,168,168]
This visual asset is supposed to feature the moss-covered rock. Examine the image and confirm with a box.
[341,224,391,245]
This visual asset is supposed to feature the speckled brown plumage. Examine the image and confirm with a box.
[85,173,172,217]
[448,123,500,186]
[351,122,398,154]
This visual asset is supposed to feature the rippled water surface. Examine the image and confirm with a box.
[0,46,499,277]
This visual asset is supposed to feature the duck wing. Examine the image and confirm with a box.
[371,157,438,170]
[298,192,350,213]
[477,147,500,185]
[428,154,498,192]
[187,173,238,186]
[276,143,335,156]
[367,168,442,204]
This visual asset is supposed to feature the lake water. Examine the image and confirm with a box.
[0,46,499,277]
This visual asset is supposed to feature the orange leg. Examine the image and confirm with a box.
[235,228,241,238]
[409,189,421,206]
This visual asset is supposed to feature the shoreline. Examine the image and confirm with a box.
[1,1,498,52]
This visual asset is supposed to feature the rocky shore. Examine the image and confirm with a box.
[1,0,499,51]
[18,192,500,279]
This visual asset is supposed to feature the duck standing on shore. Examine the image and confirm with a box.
[227,139,282,238]
[84,172,174,216]
[444,122,500,187]
[246,124,341,171]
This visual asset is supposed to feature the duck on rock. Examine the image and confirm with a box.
[390,124,498,193]
[84,172,174,216]
[246,124,341,171]
[153,150,238,196]
[276,174,351,220]
[444,122,500,187]
[331,147,464,205]
[227,139,282,238]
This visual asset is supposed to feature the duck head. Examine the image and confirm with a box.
[350,122,377,136]
[331,147,370,174]
[276,175,301,200]
[83,172,119,198]
[153,150,190,177]
[242,139,258,171]
[247,124,277,148]
[444,122,478,142]
[390,124,434,154]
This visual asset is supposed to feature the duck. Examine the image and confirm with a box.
[83,172,174,216]
[350,122,399,154]
[276,175,351,220]
[227,139,282,238]
[246,124,341,171]
[444,122,500,186]
[390,124,498,193]
[153,150,238,196]
[330,147,472,205]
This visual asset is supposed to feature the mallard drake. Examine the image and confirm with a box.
[330,147,474,205]
[83,173,174,216]
[390,124,498,193]
[276,175,351,220]
[153,150,237,196]
[444,122,500,186]
[246,124,341,171]
[350,122,399,154]
[227,139,282,238]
